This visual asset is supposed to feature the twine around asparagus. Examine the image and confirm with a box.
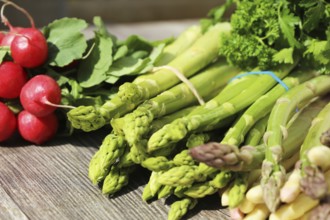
[152,66,205,105]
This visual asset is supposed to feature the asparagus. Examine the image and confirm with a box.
[67,23,231,132]
[88,133,126,185]
[280,164,302,203]
[307,145,330,172]
[154,25,202,66]
[307,203,330,220]
[157,185,174,199]
[246,184,264,204]
[142,171,164,201]
[111,59,241,145]
[115,106,198,169]
[186,132,211,149]
[244,204,270,220]
[183,171,232,198]
[244,114,269,146]
[223,69,315,146]
[228,174,249,208]
[238,198,256,214]
[168,198,197,220]
[261,75,330,212]
[189,94,328,172]
[268,193,319,220]
[101,166,132,195]
[148,62,296,152]
[320,129,330,147]
[157,165,200,187]
[298,101,330,199]
[141,156,174,172]
[188,69,314,169]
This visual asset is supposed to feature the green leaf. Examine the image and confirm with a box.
[304,40,329,64]
[0,47,10,63]
[272,47,294,64]
[105,75,120,84]
[278,7,301,48]
[303,2,325,33]
[148,43,166,64]
[44,17,88,67]
[77,17,114,88]
[113,45,128,61]
[107,56,150,77]
[123,35,154,54]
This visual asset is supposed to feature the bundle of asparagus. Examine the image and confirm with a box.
[63,0,330,219]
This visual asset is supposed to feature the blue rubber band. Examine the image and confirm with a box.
[229,71,289,91]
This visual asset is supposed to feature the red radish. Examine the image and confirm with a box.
[0,27,23,46]
[0,102,17,142]
[11,28,48,68]
[18,110,58,145]
[0,61,28,99]
[0,1,48,68]
[0,31,6,44]
[20,74,62,117]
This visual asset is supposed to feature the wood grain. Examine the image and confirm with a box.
[0,130,230,220]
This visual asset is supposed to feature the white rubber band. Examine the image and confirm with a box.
[153,66,205,105]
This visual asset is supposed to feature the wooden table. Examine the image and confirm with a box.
[0,20,230,220]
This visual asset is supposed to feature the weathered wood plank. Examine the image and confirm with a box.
[0,187,29,220]
[0,131,229,220]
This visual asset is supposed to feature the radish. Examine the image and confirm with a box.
[20,74,62,117]
[11,27,48,68]
[0,27,22,46]
[18,110,58,145]
[0,1,48,68]
[0,31,6,44]
[0,61,28,99]
[0,101,17,142]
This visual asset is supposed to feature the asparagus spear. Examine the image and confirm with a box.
[299,101,330,199]
[88,133,126,185]
[147,62,296,152]
[182,170,231,198]
[67,23,231,132]
[320,129,330,147]
[168,198,197,220]
[154,25,202,66]
[101,165,133,195]
[188,69,315,170]
[228,174,249,208]
[222,69,315,146]
[262,75,330,212]
[189,95,328,172]
[244,114,269,146]
[111,59,241,145]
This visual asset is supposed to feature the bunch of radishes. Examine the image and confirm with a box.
[0,1,63,144]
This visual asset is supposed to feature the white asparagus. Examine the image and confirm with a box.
[307,145,330,171]
[230,208,245,220]
[269,193,319,220]
[246,184,264,204]
[280,168,302,203]
[243,204,270,220]
[238,198,256,214]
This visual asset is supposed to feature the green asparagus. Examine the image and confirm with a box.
[189,96,328,172]
[262,75,330,212]
[111,59,240,145]
[148,63,296,152]
[88,133,126,185]
[299,101,330,199]
[67,23,231,132]
[168,198,197,220]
